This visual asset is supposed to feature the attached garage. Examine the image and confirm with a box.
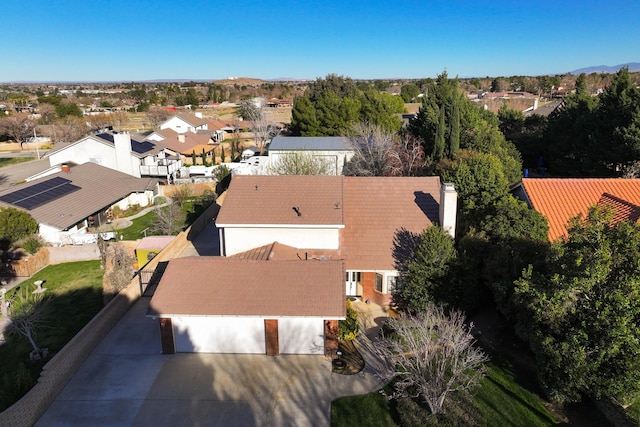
[148,257,345,356]
[279,318,325,355]
[173,317,266,353]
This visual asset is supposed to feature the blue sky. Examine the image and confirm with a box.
[2,0,639,82]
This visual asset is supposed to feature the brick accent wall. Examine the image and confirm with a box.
[361,272,392,307]
[0,202,218,426]
[265,320,279,356]
[324,320,339,357]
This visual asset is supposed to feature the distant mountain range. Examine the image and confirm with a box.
[570,63,640,74]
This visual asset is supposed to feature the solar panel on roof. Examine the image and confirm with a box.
[0,176,80,210]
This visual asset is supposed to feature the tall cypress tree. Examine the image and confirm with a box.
[433,107,446,160]
[449,99,460,156]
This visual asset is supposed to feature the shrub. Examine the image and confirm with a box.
[338,300,359,341]
[0,363,35,411]
[22,235,43,254]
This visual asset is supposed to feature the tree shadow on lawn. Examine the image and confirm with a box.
[476,314,613,426]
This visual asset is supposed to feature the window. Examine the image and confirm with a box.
[375,273,383,292]
[387,276,397,294]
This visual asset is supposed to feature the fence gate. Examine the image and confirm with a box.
[137,262,168,296]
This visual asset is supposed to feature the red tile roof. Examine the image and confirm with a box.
[148,257,345,318]
[519,178,640,241]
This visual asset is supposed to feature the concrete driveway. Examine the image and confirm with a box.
[36,296,384,427]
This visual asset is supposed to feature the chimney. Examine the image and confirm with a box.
[113,132,138,177]
[178,134,185,143]
[61,164,70,173]
[439,182,457,238]
[533,98,539,110]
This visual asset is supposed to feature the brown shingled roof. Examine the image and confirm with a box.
[0,163,157,230]
[230,241,341,261]
[148,257,345,318]
[519,178,640,241]
[216,175,344,226]
[342,177,441,270]
[217,175,442,271]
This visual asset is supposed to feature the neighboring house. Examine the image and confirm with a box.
[267,136,354,175]
[146,129,216,166]
[0,163,158,245]
[215,175,457,306]
[512,178,640,241]
[148,258,344,356]
[524,99,563,117]
[160,112,209,134]
[47,132,181,181]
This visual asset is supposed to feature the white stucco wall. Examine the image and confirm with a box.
[160,117,208,134]
[172,317,266,353]
[278,318,324,354]
[48,136,143,178]
[221,227,340,256]
[49,138,118,170]
[268,150,354,175]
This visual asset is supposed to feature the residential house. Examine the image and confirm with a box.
[0,163,157,245]
[160,112,209,134]
[215,175,457,306]
[147,174,456,356]
[146,128,216,166]
[267,136,354,175]
[47,132,181,182]
[512,178,640,241]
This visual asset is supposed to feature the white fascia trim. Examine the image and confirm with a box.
[148,314,345,320]
[216,223,344,229]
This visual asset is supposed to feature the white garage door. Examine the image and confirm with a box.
[173,317,265,353]
[279,318,324,355]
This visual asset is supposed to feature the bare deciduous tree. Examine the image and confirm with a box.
[7,289,51,360]
[167,184,193,207]
[146,106,171,130]
[343,122,397,176]
[387,134,426,177]
[237,99,280,153]
[269,151,333,175]
[151,202,183,235]
[53,116,90,142]
[104,242,135,295]
[0,113,36,148]
[36,103,57,125]
[376,305,489,415]
[344,123,427,177]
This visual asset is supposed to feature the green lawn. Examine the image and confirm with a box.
[628,399,640,424]
[0,157,36,168]
[119,198,212,240]
[331,359,560,426]
[0,260,104,411]
[474,362,559,426]
[332,389,398,427]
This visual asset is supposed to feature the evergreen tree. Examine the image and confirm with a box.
[449,100,460,156]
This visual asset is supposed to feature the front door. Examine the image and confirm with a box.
[345,271,358,296]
